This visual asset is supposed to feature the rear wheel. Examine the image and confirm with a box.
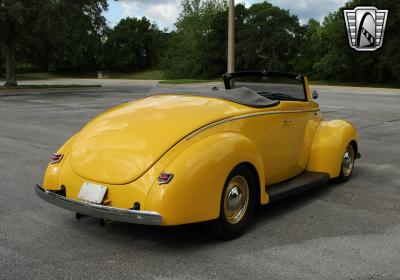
[213,165,256,240]
[335,143,356,183]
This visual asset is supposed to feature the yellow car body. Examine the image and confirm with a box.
[36,72,359,229]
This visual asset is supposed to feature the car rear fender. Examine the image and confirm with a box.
[145,132,265,226]
[43,133,78,190]
[307,120,359,178]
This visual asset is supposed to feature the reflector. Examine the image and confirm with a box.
[50,153,63,164]
[158,172,174,185]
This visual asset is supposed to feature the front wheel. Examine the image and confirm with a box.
[335,143,356,183]
[213,165,257,240]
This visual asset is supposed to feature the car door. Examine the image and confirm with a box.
[280,79,319,180]
[224,72,319,184]
[224,72,285,185]
[254,104,285,185]
[281,101,314,179]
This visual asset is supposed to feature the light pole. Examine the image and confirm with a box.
[227,0,235,73]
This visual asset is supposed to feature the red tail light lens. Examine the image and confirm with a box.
[50,153,63,164]
[158,172,174,185]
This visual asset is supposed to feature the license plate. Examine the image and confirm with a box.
[78,182,107,204]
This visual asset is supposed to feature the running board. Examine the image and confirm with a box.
[266,172,330,202]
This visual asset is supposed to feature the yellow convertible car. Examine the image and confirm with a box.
[36,71,360,239]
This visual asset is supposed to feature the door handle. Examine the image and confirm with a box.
[284,118,294,124]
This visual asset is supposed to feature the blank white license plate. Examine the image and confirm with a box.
[78,182,107,204]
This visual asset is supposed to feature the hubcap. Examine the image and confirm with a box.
[224,175,249,224]
[342,145,355,177]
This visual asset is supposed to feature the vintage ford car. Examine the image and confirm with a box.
[36,71,360,239]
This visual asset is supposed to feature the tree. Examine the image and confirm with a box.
[371,0,400,83]
[162,0,227,79]
[104,17,164,72]
[295,19,322,76]
[38,0,109,72]
[162,0,305,79]
[0,0,109,86]
[236,2,303,72]
[0,46,4,78]
[0,0,39,86]
[311,11,352,81]
[310,0,400,84]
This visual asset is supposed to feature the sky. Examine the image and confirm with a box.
[105,0,348,30]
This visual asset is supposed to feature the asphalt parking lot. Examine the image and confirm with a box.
[0,79,399,279]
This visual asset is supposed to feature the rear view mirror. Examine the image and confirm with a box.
[312,90,319,100]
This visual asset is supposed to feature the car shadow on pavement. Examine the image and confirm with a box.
[254,180,340,222]
[66,170,362,250]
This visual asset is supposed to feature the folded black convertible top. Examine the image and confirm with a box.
[147,87,279,108]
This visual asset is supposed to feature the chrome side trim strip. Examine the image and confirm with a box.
[35,185,163,226]
[186,109,320,140]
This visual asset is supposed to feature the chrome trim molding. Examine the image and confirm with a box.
[35,185,163,226]
[186,109,320,140]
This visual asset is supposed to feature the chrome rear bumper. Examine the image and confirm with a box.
[35,185,163,226]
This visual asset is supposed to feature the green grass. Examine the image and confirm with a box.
[108,70,164,80]
[159,78,221,84]
[16,72,94,80]
[311,80,400,89]
[14,70,165,80]
[0,84,101,91]
[14,70,222,83]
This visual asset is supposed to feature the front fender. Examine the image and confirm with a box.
[307,120,359,178]
[145,132,265,226]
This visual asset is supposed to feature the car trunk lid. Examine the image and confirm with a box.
[70,95,253,185]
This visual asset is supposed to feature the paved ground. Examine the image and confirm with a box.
[0,79,399,280]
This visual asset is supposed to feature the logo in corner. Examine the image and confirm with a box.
[343,6,389,52]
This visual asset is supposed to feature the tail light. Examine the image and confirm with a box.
[50,153,63,164]
[158,172,174,185]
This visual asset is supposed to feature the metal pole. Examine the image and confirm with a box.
[227,0,235,73]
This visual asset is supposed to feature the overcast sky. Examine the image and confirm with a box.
[105,0,348,30]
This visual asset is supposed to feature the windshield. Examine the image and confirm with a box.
[225,72,307,102]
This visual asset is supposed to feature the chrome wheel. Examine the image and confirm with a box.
[342,144,355,177]
[223,175,249,224]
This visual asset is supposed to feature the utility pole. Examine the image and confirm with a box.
[227,0,235,73]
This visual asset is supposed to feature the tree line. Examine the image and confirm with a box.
[1,0,399,86]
